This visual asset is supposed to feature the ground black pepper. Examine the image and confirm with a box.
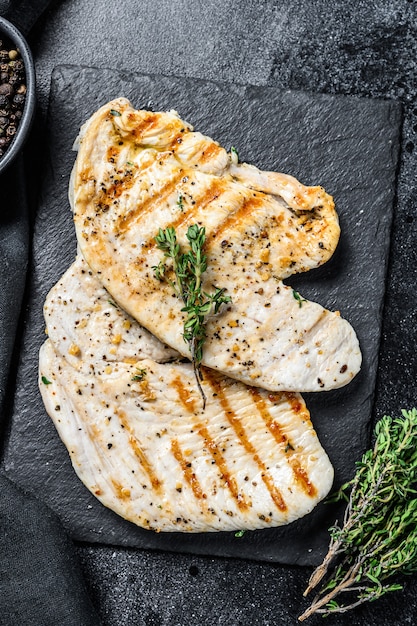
[0,37,26,158]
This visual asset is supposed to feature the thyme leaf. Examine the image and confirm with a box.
[177,194,184,211]
[152,224,231,409]
[292,289,307,308]
[230,146,239,164]
[299,408,417,621]
[131,368,147,382]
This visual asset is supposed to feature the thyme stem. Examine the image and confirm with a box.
[300,561,362,621]
[299,408,417,620]
[153,224,231,409]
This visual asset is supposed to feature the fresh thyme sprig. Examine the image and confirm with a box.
[153,224,231,409]
[299,408,417,621]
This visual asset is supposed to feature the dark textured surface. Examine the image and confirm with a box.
[3,66,400,567]
[2,0,417,624]
[2,0,52,36]
[0,158,29,422]
[0,472,100,626]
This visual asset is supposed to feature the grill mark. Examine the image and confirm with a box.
[193,176,225,209]
[164,177,226,231]
[171,439,206,500]
[207,193,265,247]
[123,111,160,140]
[116,165,185,233]
[165,209,199,235]
[172,371,249,511]
[197,424,250,511]
[90,140,228,245]
[97,148,177,218]
[168,129,191,151]
[78,150,164,219]
[301,308,329,339]
[289,459,318,498]
[249,389,318,498]
[287,392,305,414]
[138,177,228,252]
[172,375,198,413]
[111,478,131,500]
[82,423,118,498]
[118,411,162,493]
[194,141,223,165]
[204,371,287,512]
[250,389,294,444]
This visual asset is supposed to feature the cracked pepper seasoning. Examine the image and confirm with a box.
[0,37,26,158]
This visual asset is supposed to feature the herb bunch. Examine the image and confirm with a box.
[299,408,417,621]
[153,224,231,408]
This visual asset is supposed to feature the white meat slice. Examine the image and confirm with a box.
[39,258,334,533]
[43,253,179,373]
[70,98,361,392]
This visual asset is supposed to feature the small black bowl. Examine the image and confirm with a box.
[0,16,36,174]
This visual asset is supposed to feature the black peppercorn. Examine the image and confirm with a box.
[0,36,26,158]
[8,73,20,87]
[0,94,9,105]
[0,83,13,96]
[12,93,25,107]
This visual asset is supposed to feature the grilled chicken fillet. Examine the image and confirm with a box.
[39,255,334,532]
[71,98,361,393]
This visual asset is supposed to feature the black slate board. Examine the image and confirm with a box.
[2,65,401,566]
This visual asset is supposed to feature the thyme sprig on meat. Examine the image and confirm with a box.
[299,408,417,621]
[153,224,231,409]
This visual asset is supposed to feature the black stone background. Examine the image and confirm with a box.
[3,65,401,567]
[2,1,417,625]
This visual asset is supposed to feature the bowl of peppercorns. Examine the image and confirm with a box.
[0,16,35,174]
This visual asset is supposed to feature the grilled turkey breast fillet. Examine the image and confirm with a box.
[71,98,361,392]
[39,255,334,532]
[44,251,179,372]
